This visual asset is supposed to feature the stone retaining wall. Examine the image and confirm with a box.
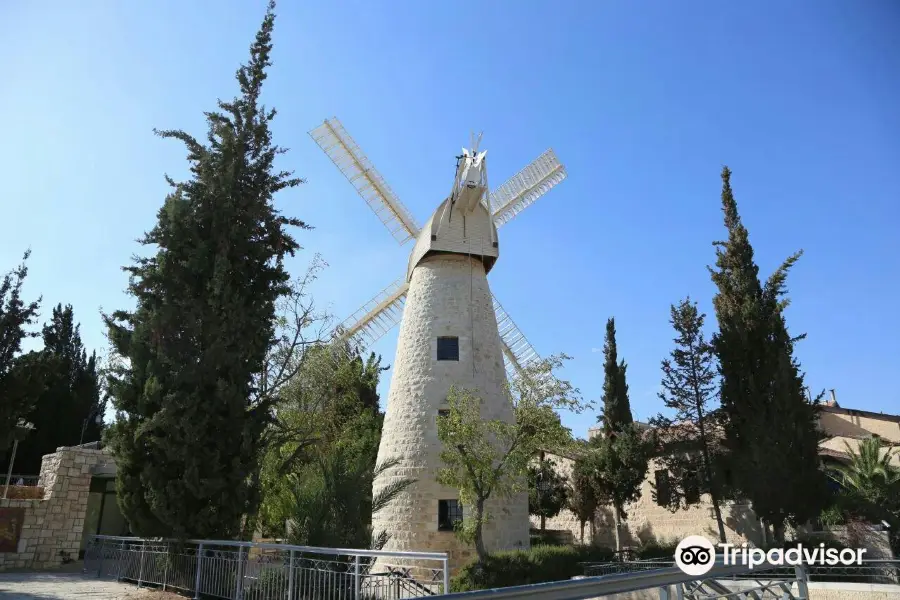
[0,447,109,571]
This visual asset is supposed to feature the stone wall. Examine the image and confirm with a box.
[0,447,109,572]
[536,455,762,549]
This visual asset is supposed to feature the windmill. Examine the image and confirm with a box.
[309,117,567,565]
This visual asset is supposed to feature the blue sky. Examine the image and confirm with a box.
[2,1,898,438]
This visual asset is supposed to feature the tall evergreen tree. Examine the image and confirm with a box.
[0,251,44,456]
[16,304,103,474]
[650,298,728,542]
[104,1,307,539]
[593,317,648,552]
[599,318,632,436]
[709,166,826,541]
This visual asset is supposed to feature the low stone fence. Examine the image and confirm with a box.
[0,447,110,571]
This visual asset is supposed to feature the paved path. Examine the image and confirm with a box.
[0,572,177,600]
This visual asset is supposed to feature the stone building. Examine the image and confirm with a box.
[0,445,128,572]
[536,397,899,554]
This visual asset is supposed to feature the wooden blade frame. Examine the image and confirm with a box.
[334,278,409,352]
[310,118,420,244]
[493,294,542,381]
[490,149,567,228]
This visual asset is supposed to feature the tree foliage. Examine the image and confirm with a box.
[0,251,44,454]
[436,354,583,562]
[709,166,827,539]
[567,451,600,544]
[257,341,389,542]
[649,298,728,542]
[599,318,632,436]
[103,1,307,539]
[16,304,103,474]
[827,438,900,526]
[527,456,569,530]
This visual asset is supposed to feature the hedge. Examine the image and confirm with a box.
[451,544,616,592]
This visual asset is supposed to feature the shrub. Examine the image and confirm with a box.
[635,541,679,560]
[451,544,615,592]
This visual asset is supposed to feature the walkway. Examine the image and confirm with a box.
[0,571,179,600]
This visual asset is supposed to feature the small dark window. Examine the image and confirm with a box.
[438,499,463,531]
[684,470,701,504]
[438,409,450,419]
[437,337,459,361]
[654,470,671,507]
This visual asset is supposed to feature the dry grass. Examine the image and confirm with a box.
[3,485,44,500]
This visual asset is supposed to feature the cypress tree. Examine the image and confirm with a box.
[599,318,632,435]
[710,166,825,541]
[104,0,307,539]
[16,304,103,474]
[0,251,44,455]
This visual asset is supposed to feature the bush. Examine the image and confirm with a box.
[451,544,615,592]
[635,541,679,560]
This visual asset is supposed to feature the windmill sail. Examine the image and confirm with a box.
[490,149,567,228]
[493,294,542,381]
[309,118,421,244]
[335,279,410,351]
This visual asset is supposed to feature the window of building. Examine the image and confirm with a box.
[438,409,450,419]
[437,337,459,361]
[438,499,463,531]
[684,470,701,504]
[654,469,671,507]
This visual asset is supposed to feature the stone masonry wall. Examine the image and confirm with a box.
[536,455,762,549]
[0,447,109,572]
[372,255,530,573]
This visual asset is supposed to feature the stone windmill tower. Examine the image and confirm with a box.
[309,119,568,564]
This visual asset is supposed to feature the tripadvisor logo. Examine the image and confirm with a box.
[675,535,867,576]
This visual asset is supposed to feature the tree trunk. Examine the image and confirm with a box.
[709,490,727,544]
[540,514,546,532]
[579,521,585,545]
[474,497,487,562]
[613,506,622,553]
[773,519,785,545]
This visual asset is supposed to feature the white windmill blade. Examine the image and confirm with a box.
[492,294,542,381]
[309,118,421,244]
[335,278,410,351]
[490,148,567,228]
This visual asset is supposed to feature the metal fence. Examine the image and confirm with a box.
[581,557,900,584]
[84,535,449,599]
[3,474,40,487]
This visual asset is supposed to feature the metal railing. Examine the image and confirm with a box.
[582,557,900,584]
[440,558,810,600]
[84,535,449,599]
[2,474,39,487]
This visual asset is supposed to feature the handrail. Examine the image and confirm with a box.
[92,534,448,561]
[438,559,790,600]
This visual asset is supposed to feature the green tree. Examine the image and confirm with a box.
[16,304,103,474]
[103,1,307,539]
[710,166,826,542]
[528,456,569,532]
[567,452,600,544]
[649,298,728,542]
[599,318,632,436]
[436,355,583,562]
[592,319,648,552]
[0,251,44,456]
[829,438,900,516]
[257,341,387,538]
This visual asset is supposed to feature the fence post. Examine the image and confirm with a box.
[354,555,361,600]
[287,550,295,600]
[137,540,145,588]
[163,541,169,592]
[235,546,244,600]
[794,565,809,600]
[443,557,450,595]
[95,538,103,578]
[658,585,671,600]
[194,543,204,600]
[675,583,684,600]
